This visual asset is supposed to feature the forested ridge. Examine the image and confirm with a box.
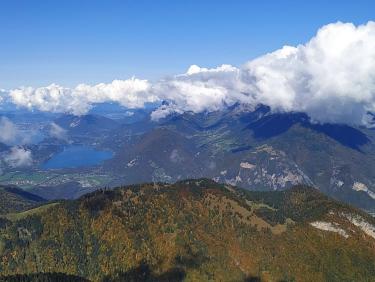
[0,179,374,281]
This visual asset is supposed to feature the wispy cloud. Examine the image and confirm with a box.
[3,146,33,167]
[49,122,68,141]
[0,117,35,145]
[0,117,18,144]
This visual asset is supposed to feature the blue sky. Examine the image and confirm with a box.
[0,0,374,89]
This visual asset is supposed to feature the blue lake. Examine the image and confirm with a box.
[42,145,113,169]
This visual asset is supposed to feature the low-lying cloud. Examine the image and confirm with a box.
[4,21,375,126]
[0,117,35,145]
[0,117,18,144]
[49,122,68,141]
[4,146,33,167]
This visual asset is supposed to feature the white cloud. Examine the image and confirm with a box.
[152,21,375,125]
[4,146,33,167]
[150,104,183,120]
[0,117,35,145]
[170,149,184,163]
[0,117,18,144]
[74,78,156,108]
[185,64,238,75]
[10,84,87,115]
[0,89,6,103]
[4,21,375,126]
[49,122,68,141]
[150,64,248,120]
[242,21,375,126]
[9,78,155,115]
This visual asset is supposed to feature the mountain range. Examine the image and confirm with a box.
[91,104,375,214]
[1,104,373,216]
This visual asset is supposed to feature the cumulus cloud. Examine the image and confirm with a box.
[150,64,248,120]
[4,146,33,167]
[75,78,156,108]
[4,21,375,126]
[151,21,375,125]
[49,122,68,141]
[242,21,375,125]
[9,78,155,115]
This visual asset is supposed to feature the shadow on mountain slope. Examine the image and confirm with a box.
[102,262,186,282]
[305,122,369,150]
[245,111,369,150]
[0,273,89,282]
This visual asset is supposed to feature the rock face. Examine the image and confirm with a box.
[215,145,314,190]
[352,182,375,200]
[343,213,375,239]
[0,180,374,282]
[310,221,349,238]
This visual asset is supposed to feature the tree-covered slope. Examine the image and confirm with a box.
[0,180,374,281]
[0,186,45,215]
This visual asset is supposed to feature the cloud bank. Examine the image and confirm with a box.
[242,22,375,125]
[9,78,154,115]
[4,21,375,126]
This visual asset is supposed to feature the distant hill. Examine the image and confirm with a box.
[0,186,45,214]
[0,179,374,281]
[54,114,120,135]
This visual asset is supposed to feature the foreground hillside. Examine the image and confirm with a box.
[0,186,45,214]
[0,179,374,281]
